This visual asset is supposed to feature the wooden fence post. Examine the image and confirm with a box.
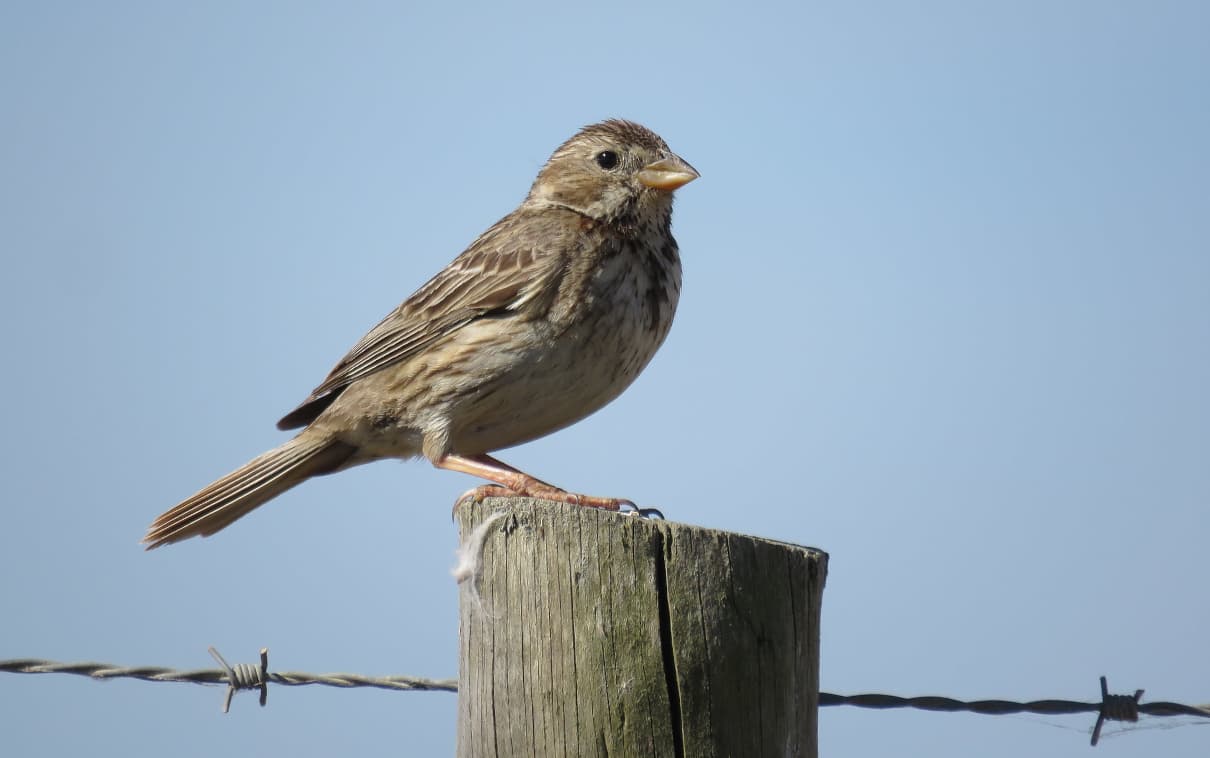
[455,497,828,758]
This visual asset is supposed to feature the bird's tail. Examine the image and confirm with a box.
[143,434,357,549]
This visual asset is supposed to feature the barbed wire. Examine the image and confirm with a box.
[1,649,455,714]
[821,676,1210,746]
[3,653,1207,746]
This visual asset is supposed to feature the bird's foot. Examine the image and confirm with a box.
[440,453,661,518]
[452,479,657,516]
[515,478,636,512]
[506,480,664,518]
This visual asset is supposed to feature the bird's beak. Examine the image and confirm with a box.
[638,155,700,191]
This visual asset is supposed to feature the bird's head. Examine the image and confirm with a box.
[529,119,699,225]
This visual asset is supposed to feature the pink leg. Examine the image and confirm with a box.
[436,453,635,511]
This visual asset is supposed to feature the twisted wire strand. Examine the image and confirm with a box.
[1,657,456,692]
[818,692,1210,718]
[820,676,1210,748]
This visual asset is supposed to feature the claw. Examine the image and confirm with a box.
[619,503,665,520]
[452,484,516,518]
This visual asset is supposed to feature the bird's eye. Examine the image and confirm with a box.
[595,150,619,170]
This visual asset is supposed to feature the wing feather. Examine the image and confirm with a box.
[276,206,575,429]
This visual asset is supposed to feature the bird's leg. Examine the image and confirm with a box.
[436,453,635,511]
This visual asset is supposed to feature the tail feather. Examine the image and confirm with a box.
[143,435,356,549]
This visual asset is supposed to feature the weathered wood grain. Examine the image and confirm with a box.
[456,497,827,758]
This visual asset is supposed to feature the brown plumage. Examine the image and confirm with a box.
[144,119,698,548]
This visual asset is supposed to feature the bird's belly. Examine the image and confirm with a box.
[440,309,668,455]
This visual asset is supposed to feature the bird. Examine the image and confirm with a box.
[143,119,698,548]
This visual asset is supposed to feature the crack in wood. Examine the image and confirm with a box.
[653,530,685,758]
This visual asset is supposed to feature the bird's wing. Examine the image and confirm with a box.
[276,207,574,430]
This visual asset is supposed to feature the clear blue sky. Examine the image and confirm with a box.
[3,2,1207,756]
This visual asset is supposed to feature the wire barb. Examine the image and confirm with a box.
[208,647,269,713]
[1092,675,1143,747]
